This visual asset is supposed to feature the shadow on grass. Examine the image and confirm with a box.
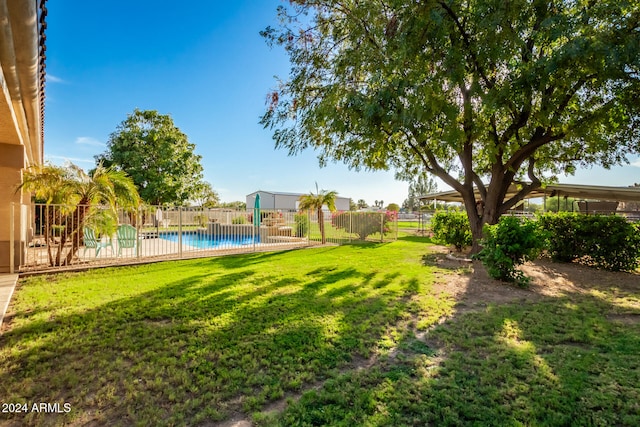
[264,254,639,425]
[265,264,640,426]
[0,257,424,425]
[209,250,293,269]
[398,235,434,244]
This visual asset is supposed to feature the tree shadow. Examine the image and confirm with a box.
[0,258,426,425]
[398,235,434,244]
[266,257,640,425]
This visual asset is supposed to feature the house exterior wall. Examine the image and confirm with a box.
[0,144,29,272]
[0,1,46,272]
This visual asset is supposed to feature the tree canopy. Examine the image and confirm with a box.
[190,181,220,208]
[262,0,640,250]
[544,195,576,212]
[403,173,438,211]
[97,109,205,206]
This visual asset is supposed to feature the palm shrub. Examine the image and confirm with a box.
[19,163,140,266]
[298,184,338,244]
[431,211,472,251]
[476,216,547,286]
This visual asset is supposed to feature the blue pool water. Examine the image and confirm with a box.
[160,232,259,249]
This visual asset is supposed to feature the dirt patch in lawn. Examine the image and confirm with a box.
[424,245,640,316]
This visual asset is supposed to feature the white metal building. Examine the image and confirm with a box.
[246,191,351,212]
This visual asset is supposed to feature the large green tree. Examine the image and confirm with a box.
[544,195,576,212]
[403,173,439,211]
[97,109,205,206]
[190,181,220,208]
[261,0,640,252]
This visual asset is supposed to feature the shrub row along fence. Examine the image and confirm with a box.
[11,204,397,273]
[430,211,640,285]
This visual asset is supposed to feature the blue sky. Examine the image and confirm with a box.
[44,1,640,206]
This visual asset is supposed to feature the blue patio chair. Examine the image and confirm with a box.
[83,226,113,257]
[117,224,138,256]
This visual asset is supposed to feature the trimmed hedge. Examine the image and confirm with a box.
[538,213,640,272]
[431,211,472,251]
[331,211,394,240]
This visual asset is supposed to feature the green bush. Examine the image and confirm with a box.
[476,216,547,285]
[538,213,640,272]
[431,211,472,251]
[537,212,584,262]
[331,211,393,240]
[232,215,248,224]
[294,214,309,237]
[193,214,209,227]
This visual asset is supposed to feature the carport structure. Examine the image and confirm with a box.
[419,183,640,216]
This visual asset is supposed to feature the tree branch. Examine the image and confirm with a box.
[499,158,542,214]
[505,127,565,172]
[406,127,464,195]
[437,1,493,90]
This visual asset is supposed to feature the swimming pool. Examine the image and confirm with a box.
[159,231,259,249]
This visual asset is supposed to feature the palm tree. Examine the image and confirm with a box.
[298,183,337,244]
[19,162,140,266]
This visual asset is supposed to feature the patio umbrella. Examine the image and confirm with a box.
[253,194,261,228]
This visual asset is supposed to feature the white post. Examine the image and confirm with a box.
[395,212,398,241]
[307,210,311,246]
[136,207,140,258]
[178,207,183,258]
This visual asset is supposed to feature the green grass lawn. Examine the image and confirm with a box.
[396,220,422,229]
[1,237,639,426]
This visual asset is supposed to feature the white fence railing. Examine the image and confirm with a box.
[12,204,397,273]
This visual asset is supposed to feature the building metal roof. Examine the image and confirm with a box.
[247,190,351,200]
[419,183,640,203]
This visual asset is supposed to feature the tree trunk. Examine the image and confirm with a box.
[64,204,88,265]
[45,206,55,266]
[464,202,484,255]
[465,184,503,255]
[318,208,326,244]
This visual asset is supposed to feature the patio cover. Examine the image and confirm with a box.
[419,183,640,203]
